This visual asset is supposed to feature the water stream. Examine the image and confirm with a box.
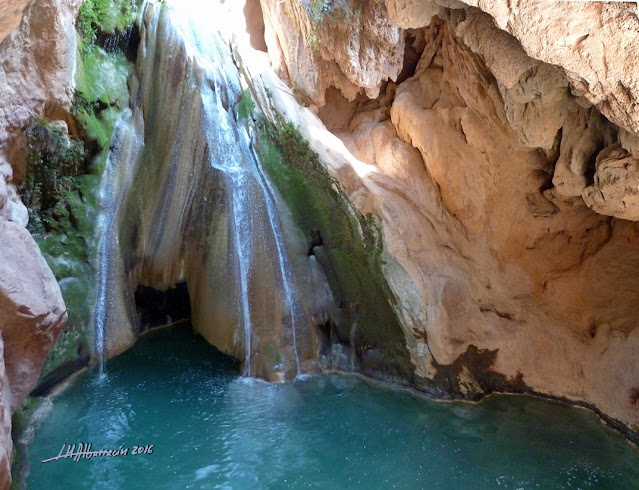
[92,0,305,375]
[93,108,144,376]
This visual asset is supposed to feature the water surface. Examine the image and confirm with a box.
[28,326,639,489]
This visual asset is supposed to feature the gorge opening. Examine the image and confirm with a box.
[6,0,639,487]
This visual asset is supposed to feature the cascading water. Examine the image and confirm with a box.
[93,108,145,376]
[93,0,309,378]
[251,140,303,375]
[93,151,113,376]
[200,49,303,377]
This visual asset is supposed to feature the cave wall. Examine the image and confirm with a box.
[244,0,639,439]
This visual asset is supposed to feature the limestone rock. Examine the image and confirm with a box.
[0,217,67,412]
[252,0,639,440]
[583,144,639,221]
[0,0,82,176]
[260,0,404,104]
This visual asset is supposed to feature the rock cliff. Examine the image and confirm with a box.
[1,3,639,488]
[245,0,639,440]
[0,0,80,486]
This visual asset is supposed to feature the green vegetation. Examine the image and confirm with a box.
[11,397,41,440]
[77,0,140,48]
[10,396,42,490]
[20,1,139,386]
[255,119,413,382]
[74,44,132,152]
[21,119,86,235]
[20,116,95,382]
[236,89,256,121]
[308,0,330,51]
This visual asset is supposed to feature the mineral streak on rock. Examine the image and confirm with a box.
[254,0,639,442]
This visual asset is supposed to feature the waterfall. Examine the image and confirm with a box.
[93,108,145,375]
[94,0,307,378]
[201,68,303,377]
[93,148,114,377]
[251,141,303,375]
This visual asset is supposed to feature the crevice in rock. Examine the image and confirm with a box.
[396,28,425,85]
[479,306,514,321]
[134,282,192,333]
[97,23,141,62]
[307,228,324,256]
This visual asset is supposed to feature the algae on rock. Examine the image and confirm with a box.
[28,1,140,383]
[255,118,413,383]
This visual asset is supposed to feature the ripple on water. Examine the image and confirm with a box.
[27,326,639,489]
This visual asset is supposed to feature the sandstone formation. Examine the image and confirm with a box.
[0,0,80,486]
[245,0,639,440]
[0,0,30,45]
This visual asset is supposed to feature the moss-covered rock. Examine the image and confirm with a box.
[255,117,413,383]
[77,0,141,47]
[24,1,139,385]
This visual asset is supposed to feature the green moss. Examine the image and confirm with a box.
[77,0,141,45]
[10,396,44,489]
[39,329,88,383]
[262,342,283,371]
[255,119,413,382]
[26,3,138,383]
[74,45,132,149]
[11,397,40,439]
[21,121,100,379]
[236,89,255,121]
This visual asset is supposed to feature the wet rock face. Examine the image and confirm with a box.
[100,2,334,382]
[254,0,639,439]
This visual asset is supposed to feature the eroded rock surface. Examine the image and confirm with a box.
[251,0,639,440]
[0,0,82,176]
[0,217,66,487]
[0,0,80,485]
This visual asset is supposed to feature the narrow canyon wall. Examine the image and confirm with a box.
[0,0,81,486]
[248,0,639,440]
